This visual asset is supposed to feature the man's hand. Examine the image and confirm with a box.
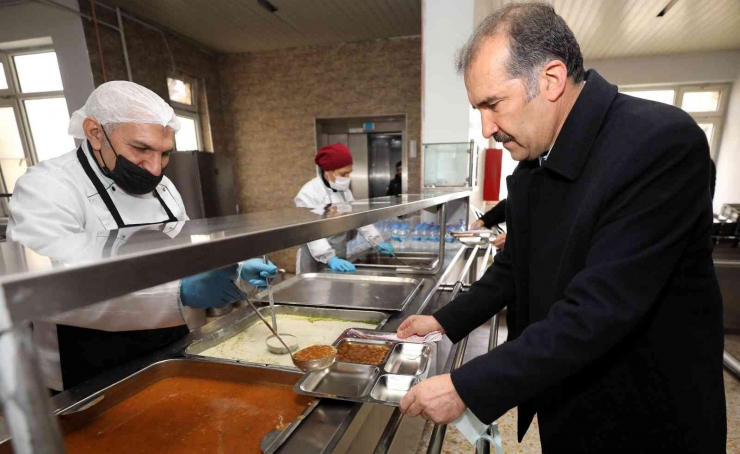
[470,219,485,230]
[400,374,466,424]
[492,232,507,249]
[397,315,444,339]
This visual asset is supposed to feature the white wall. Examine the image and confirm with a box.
[0,0,95,117]
[422,0,475,144]
[714,70,740,212]
[586,51,740,87]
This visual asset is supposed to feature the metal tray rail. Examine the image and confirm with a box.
[294,328,436,407]
[256,273,424,312]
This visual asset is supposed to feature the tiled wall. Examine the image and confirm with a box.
[219,37,422,271]
[77,2,230,159]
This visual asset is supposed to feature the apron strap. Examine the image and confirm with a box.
[77,145,178,228]
[77,146,125,228]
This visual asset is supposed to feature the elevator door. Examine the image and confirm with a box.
[368,134,402,198]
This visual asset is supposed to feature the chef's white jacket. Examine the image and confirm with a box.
[294,176,382,264]
[7,142,188,390]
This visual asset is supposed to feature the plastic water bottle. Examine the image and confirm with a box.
[398,223,410,251]
[445,225,455,243]
[458,218,466,231]
[429,225,441,245]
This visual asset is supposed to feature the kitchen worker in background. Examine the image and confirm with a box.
[387,161,402,196]
[7,81,276,392]
[470,198,507,249]
[397,3,725,453]
[294,143,394,273]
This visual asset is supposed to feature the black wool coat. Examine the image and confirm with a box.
[434,70,726,453]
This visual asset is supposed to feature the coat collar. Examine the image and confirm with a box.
[542,70,618,181]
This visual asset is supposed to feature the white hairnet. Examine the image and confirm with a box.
[68,81,181,139]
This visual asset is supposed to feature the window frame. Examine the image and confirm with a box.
[619,82,731,160]
[2,47,68,167]
[167,75,198,114]
[173,110,203,151]
[0,53,12,95]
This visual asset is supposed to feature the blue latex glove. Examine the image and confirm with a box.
[241,258,278,289]
[180,265,241,309]
[376,241,395,256]
[328,257,356,272]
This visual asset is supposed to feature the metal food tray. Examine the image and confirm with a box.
[256,273,424,311]
[185,305,390,371]
[293,328,435,407]
[52,358,317,454]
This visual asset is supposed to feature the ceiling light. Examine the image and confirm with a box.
[657,0,680,17]
[258,0,278,14]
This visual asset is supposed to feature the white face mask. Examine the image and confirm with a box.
[329,173,351,191]
[453,408,503,451]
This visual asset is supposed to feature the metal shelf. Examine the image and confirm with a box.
[0,192,468,331]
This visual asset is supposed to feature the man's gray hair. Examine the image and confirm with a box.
[456,2,584,101]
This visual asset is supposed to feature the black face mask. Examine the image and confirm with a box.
[98,126,165,195]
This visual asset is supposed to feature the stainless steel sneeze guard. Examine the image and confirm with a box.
[0,192,468,329]
[0,192,470,454]
[256,273,424,312]
[294,328,435,407]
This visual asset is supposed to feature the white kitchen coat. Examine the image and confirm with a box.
[294,176,382,273]
[7,141,189,390]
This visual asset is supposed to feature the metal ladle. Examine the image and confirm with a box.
[262,255,298,354]
[236,289,335,371]
[365,237,421,269]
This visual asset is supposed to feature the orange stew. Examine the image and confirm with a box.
[64,376,312,454]
[293,345,336,362]
[336,342,390,365]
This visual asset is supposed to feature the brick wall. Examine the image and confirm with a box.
[78,2,229,158]
[218,37,422,271]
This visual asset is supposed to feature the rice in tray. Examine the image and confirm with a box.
[198,314,377,367]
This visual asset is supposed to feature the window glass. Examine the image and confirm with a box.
[175,115,199,151]
[681,91,720,112]
[0,107,25,159]
[24,98,75,162]
[621,90,675,105]
[697,123,714,146]
[13,52,64,93]
[0,107,27,192]
[0,159,28,193]
[0,62,7,90]
[167,77,193,105]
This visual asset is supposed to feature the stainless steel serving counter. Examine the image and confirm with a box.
[0,245,471,454]
[0,192,472,454]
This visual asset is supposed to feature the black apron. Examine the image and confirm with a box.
[57,147,187,391]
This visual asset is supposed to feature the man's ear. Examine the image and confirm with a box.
[83,117,104,151]
[541,60,568,103]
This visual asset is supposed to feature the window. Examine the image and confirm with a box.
[0,62,7,90]
[620,83,730,159]
[167,76,202,151]
[0,49,73,200]
[620,89,675,105]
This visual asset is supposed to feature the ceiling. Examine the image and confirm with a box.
[102,0,422,54]
[476,0,740,60]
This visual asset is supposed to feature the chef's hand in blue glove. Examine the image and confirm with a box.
[328,257,356,272]
[180,264,241,309]
[376,242,395,256]
[241,258,278,289]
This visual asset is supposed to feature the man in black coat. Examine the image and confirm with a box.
[398,3,726,453]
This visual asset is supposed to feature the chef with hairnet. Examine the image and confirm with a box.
[7,81,276,392]
[294,143,394,273]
